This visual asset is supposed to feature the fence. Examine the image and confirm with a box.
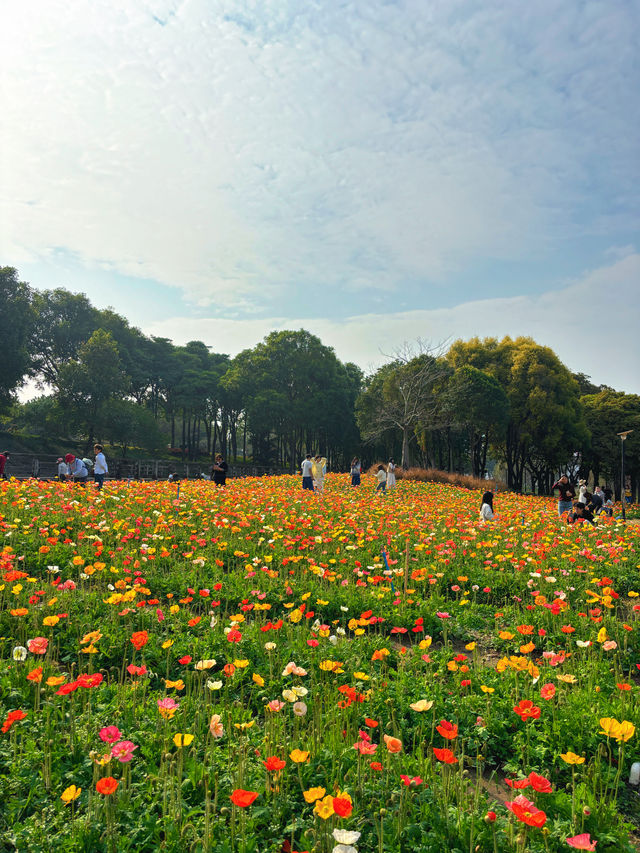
[2,453,289,481]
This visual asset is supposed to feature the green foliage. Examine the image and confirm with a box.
[0,267,35,411]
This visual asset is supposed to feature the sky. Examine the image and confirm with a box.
[1,0,639,392]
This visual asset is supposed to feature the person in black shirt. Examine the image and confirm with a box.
[212,454,228,486]
[552,475,576,517]
[568,501,595,526]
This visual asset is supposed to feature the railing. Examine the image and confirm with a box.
[1,453,289,481]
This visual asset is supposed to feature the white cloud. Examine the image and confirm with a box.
[144,253,640,394]
[1,1,638,309]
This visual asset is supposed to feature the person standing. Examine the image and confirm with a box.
[212,454,228,486]
[375,465,387,493]
[301,454,314,491]
[56,457,67,482]
[578,479,588,504]
[93,444,108,490]
[386,459,397,490]
[552,475,575,517]
[0,451,10,479]
[480,491,494,521]
[312,455,327,493]
[350,457,361,486]
[65,454,89,484]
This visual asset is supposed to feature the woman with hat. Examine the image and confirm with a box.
[65,454,89,484]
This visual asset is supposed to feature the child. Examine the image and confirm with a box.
[375,465,387,493]
[480,491,494,521]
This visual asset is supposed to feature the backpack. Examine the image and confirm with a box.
[82,458,94,471]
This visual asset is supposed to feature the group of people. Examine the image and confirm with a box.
[301,455,328,492]
[301,456,398,494]
[56,445,109,489]
[552,475,614,525]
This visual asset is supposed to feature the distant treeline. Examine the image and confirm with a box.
[1,266,639,495]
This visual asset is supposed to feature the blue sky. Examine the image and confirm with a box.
[2,0,639,390]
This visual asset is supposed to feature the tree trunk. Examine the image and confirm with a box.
[401,426,411,469]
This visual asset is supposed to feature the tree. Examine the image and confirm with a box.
[105,400,166,457]
[448,337,588,490]
[0,267,35,411]
[356,343,447,468]
[581,391,640,498]
[30,289,99,386]
[55,329,129,447]
[445,365,509,477]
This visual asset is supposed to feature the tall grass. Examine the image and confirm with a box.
[365,463,501,491]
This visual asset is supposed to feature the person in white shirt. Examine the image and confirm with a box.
[386,459,397,490]
[301,454,314,491]
[375,465,387,493]
[65,454,89,484]
[578,479,588,505]
[56,458,68,482]
[480,490,494,521]
[93,444,108,490]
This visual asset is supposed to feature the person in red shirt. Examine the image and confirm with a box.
[0,451,10,479]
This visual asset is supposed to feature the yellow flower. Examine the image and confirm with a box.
[289,608,303,623]
[303,786,326,803]
[233,721,255,730]
[173,733,194,748]
[314,794,335,819]
[165,679,185,690]
[80,644,98,654]
[252,672,265,686]
[557,674,577,684]
[600,717,619,738]
[353,671,370,681]
[233,659,250,669]
[499,631,514,640]
[409,699,433,712]
[596,627,608,643]
[43,615,59,627]
[289,749,310,763]
[560,752,585,765]
[480,685,495,694]
[419,636,432,650]
[195,659,216,670]
[162,640,174,649]
[60,784,81,803]
[46,676,66,687]
[615,721,636,743]
[465,642,476,651]
[319,659,340,672]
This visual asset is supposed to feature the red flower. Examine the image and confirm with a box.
[230,789,258,808]
[263,756,286,772]
[227,629,242,643]
[2,709,27,734]
[130,631,148,651]
[528,772,552,793]
[400,775,423,786]
[433,747,458,764]
[55,681,80,695]
[96,777,119,796]
[506,778,530,790]
[540,683,556,701]
[370,761,383,771]
[505,794,546,827]
[436,720,458,740]
[178,656,192,665]
[332,796,353,818]
[77,673,103,689]
[513,700,541,721]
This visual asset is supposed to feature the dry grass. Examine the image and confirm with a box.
[365,463,501,491]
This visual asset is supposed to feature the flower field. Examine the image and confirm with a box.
[1,476,639,853]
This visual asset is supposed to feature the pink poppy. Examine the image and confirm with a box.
[27,637,49,655]
[111,740,138,762]
[566,834,597,850]
[99,726,122,744]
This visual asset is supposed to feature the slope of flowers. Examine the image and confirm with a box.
[0,475,639,852]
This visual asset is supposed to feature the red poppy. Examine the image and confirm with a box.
[505,794,546,827]
[263,756,286,772]
[433,747,458,764]
[370,761,383,771]
[528,772,552,793]
[436,720,458,740]
[230,789,259,807]
[77,673,103,689]
[96,777,119,796]
[513,700,541,721]
[332,796,353,818]
[506,778,530,789]
[540,683,556,701]
[400,775,423,786]
[130,631,148,651]
[2,709,27,734]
